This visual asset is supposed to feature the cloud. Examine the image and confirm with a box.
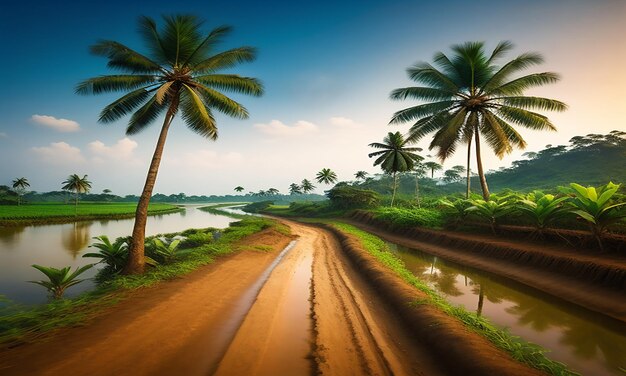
[88,138,139,164]
[31,114,80,132]
[329,116,360,128]
[31,142,86,165]
[254,120,318,137]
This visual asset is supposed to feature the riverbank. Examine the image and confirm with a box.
[346,210,626,323]
[0,203,182,226]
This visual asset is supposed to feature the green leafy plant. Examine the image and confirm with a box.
[465,194,519,234]
[83,235,128,273]
[516,191,570,237]
[29,264,93,299]
[438,198,473,229]
[151,238,185,264]
[567,182,626,249]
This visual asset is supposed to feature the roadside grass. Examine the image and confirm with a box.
[0,202,182,226]
[198,204,248,220]
[328,221,577,376]
[367,207,445,229]
[0,217,283,345]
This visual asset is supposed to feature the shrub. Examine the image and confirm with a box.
[241,200,274,213]
[327,186,380,209]
[371,207,445,229]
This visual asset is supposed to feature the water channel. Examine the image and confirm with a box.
[389,242,626,375]
[0,205,236,304]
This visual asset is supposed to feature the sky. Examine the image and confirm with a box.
[1,0,625,196]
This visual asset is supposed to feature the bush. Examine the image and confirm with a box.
[327,186,380,209]
[371,207,444,229]
[241,200,274,213]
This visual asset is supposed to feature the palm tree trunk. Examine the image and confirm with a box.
[124,103,177,275]
[390,172,398,207]
[75,192,78,216]
[474,130,490,201]
[415,173,421,208]
[466,137,472,198]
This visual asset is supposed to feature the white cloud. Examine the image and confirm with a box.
[31,114,80,132]
[31,142,86,165]
[88,138,139,164]
[329,116,360,128]
[254,120,318,137]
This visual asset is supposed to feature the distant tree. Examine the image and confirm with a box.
[390,41,566,200]
[62,174,92,213]
[102,188,112,194]
[368,131,422,206]
[289,183,302,195]
[301,179,315,194]
[316,168,338,185]
[423,162,442,178]
[256,190,266,197]
[267,188,280,195]
[354,171,368,181]
[412,160,426,207]
[234,186,244,193]
[11,177,30,206]
[77,15,263,274]
[443,169,462,183]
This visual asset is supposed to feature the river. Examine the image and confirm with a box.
[0,205,236,304]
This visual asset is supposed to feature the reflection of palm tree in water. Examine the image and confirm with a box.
[559,321,626,371]
[0,226,26,247]
[61,222,91,259]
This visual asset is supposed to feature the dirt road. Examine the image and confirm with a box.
[0,221,443,375]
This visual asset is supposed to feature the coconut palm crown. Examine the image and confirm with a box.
[12,177,30,206]
[316,168,337,185]
[390,41,566,200]
[76,15,263,274]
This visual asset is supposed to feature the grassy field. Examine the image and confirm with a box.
[0,202,181,225]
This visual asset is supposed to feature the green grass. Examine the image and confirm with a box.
[367,207,445,229]
[0,217,283,345]
[198,204,248,219]
[0,202,182,225]
[328,221,576,376]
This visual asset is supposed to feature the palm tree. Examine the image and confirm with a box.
[423,162,442,178]
[301,179,315,194]
[389,41,566,200]
[267,188,280,195]
[412,160,426,208]
[234,186,244,193]
[368,132,422,206]
[102,188,112,194]
[354,171,368,181]
[62,174,92,213]
[11,177,30,206]
[289,183,302,195]
[316,168,337,185]
[77,15,263,274]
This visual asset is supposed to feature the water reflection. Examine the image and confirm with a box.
[0,205,237,304]
[392,243,626,375]
[0,226,25,247]
[61,222,91,259]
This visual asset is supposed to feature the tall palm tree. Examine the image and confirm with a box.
[423,161,442,178]
[289,183,302,195]
[234,186,244,193]
[62,174,92,213]
[354,171,368,181]
[77,15,263,274]
[11,177,30,206]
[389,41,566,200]
[368,132,422,206]
[267,188,280,195]
[301,179,315,194]
[316,168,337,185]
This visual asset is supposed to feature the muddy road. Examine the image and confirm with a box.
[0,220,443,375]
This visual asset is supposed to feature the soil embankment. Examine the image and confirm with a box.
[1,220,547,375]
[348,211,626,323]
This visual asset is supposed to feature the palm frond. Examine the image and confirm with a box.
[180,84,218,139]
[407,63,459,92]
[194,84,249,119]
[499,96,567,112]
[160,14,204,66]
[482,52,544,93]
[389,100,456,124]
[90,40,164,74]
[137,16,169,65]
[182,25,232,66]
[489,72,560,96]
[486,41,514,64]
[196,74,263,96]
[126,95,167,135]
[389,86,455,101]
[497,106,557,131]
[193,47,258,73]
[429,109,468,160]
[99,87,155,123]
[76,75,158,95]
[405,112,451,143]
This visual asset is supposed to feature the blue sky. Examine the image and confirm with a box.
[1,0,625,195]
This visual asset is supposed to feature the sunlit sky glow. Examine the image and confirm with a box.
[1,0,625,195]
